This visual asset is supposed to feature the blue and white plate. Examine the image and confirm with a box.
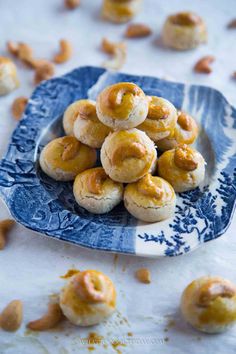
[0,66,235,257]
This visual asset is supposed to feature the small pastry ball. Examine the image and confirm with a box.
[102,0,142,24]
[0,56,19,96]
[60,270,116,326]
[138,96,178,142]
[39,136,96,181]
[181,276,236,333]
[72,100,112,148]
[101,129,157,183]
[157,111,198,151]
[73,167,123,214]
[162,12,207,51]
[124,174,176,222]
[158,144,205,192]
[96,82,149,130]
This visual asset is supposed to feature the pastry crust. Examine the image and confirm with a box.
[39,136,96,181]
[101,129,157,183]
[162,12,207,50]
[124,174,176,222]
[157,145,205,192]
[0,56,19,96]
[138,96,178,142]
[157,111,198,151]
[181,276,236,333]
[60,270,116,326]
[71,100,112,148]
[102,0,141,24]
[73,167,123,214]
[96,82,149,130]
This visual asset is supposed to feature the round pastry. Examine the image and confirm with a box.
[181,276,236,333]
[101,0,142,24]
[124,174,176,222]
[0,56,19,96]
[63,100,83,136]
[60,270,116,326]
[101,129,157,183]
[39,136,96,181]
[157,144,205,192]
[73,167,123,214]
[96,82,149,130]
[138,96,178,142]
[162,12,207,50]
[72,100,112,148]
[157,111,198,151]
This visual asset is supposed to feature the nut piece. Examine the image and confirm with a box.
[0,300,23,332]
[138,175,163,199]
[197,281,236,307]
[125,23,152,38]
[0,219,15,250]
[87,168,108,194]
[65,0,80,9]
[101,38,127,71]
[27,303,63,331]
[177,111,192,131]
[148,104,170,120]
[34,60,55,84]
[111,142,146,165]
[174,145,198,171]
[11,97,28,120]
[53,39,73,64]
[135,268,151,284]
[7,41,19,56]
[194,56,215,74]
[232,72,236,79]
[61,138,80,161]
[227,19,236,29]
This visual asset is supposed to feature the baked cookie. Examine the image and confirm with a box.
[158,144,205,192]
[124,174,176,222]
[138,96,177,142]
[96,82,148,130]
[181,276,236,333]
[102,0,141,23]
[101,129,157,183]
[60,270,116,326]
[73,167,123,214]
[39,136,96,181]
[162,12,207,50]
[157,111,198,151]
[0,56,19,96]
[72,100,112,148]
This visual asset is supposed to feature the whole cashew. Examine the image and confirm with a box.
[0,219,15,250]
[177,111,192,131]
[148,103,170,120]
[61,137,81,161]
[194,56,215,74]
[27,303,63,331]
[138,175,163,199]
[174,145,198,171]
[111,142,146,165]
[0,300,23,332]
[53,39,73,64]
[87,168,108,194]
[197,281,236,307]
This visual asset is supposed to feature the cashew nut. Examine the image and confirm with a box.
[61,137,80,161]
[87,168,108,194]
[170,12,201,26]
[148,102,170,120]
[177,111,192,131]
[78,101,97,120]
[53,39,73,64]
[73,271,107,303]
[101,38,127,71]
[0,219,15,250]
[197,281,236,307]
[7,41,19,56]
[11,97,28,120]
[125,23,152,38]
[111,142,146,165]
[0,300,23,332]
[194,56,215,74]
[34,60,55,84]
[174,145,198,171]
[108,83,141,110]
[138,175,163,199]
[227,18,236,29]
[27,303,63,331]
[135,268,151,284]
[64,0,80,9]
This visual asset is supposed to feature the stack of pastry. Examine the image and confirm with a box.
[39,82,206,223]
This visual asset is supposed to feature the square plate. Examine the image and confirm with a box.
[0,66,235,257]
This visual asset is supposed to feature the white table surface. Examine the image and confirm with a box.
[0,1,236,353]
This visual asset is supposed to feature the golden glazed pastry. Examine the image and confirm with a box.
[101,129,157,183]
[71,100,112,148]
[158,145,205,192]
[60,270,116,326]
[102,0,142,24]
[0,56,19,96]
[39,136,96,181]
[124,174,176,222]
[162,12,207,50]
[73,167,123,214]
[96,82,149,130]
[157,111,198,151]
[138,96,178,142]
[181,276,236,333]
